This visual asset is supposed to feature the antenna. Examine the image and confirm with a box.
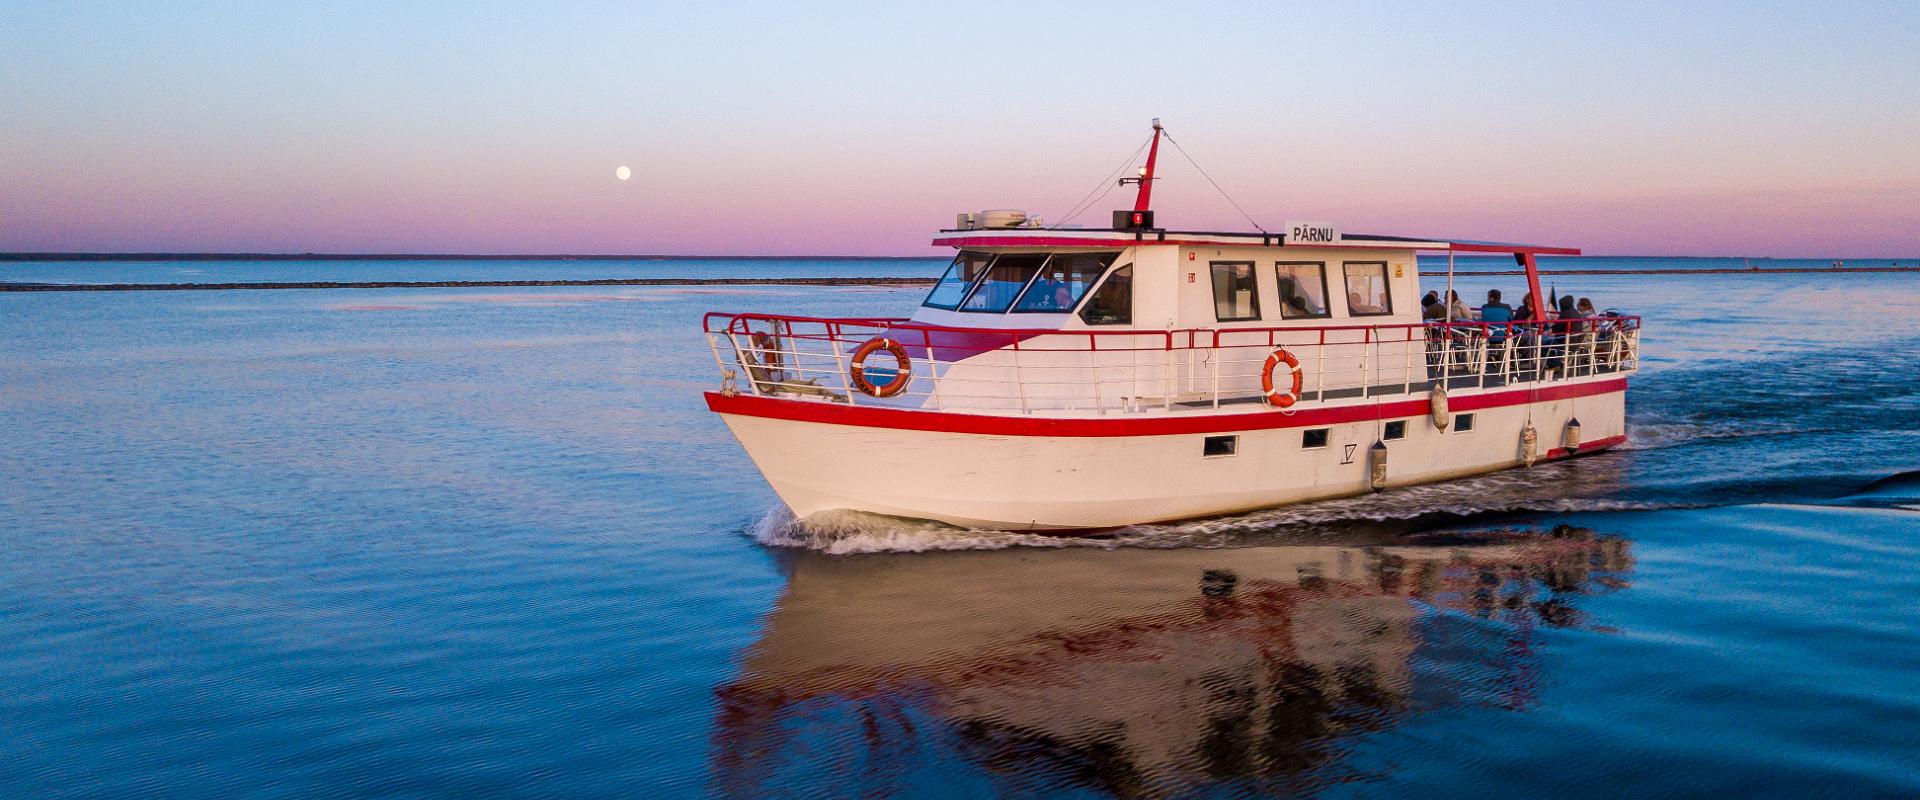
[1114,119,1162,230]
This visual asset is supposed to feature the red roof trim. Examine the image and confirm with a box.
[929,233,1579,255]
[707,378,1626,437]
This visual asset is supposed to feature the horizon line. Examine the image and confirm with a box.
[1,252,1913,263]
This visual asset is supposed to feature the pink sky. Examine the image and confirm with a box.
[3,4,1916,257]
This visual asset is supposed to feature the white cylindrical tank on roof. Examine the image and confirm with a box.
[977,209,1029,228]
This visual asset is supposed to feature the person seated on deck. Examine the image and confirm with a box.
[1480,290,1514,335]
[1545,295,1587,375]
[1446,290,1473,322]
[1421,291,1444,320]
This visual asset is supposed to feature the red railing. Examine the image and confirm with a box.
[703,312,1640,413]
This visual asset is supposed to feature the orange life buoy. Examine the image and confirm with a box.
[849,337,912,398]
[1260,348,1304,408]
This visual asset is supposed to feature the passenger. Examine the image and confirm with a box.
[1557,295,1582,331]
[1480,290,1514,328]
[1421,291,1443,319]
[1479,289,1515,373]
[1577,297,1596,317]
[1447,290,1473,322]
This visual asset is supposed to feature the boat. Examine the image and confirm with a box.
[702,121,1641,531]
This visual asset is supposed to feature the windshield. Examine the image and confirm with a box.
[959,254,1048,313]
[1011,252,1119,313]
[921,251,992,310]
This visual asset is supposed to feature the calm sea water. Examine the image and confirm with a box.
[3,261,1919,798]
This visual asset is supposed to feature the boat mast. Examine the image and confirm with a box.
[1133,119,1163,212]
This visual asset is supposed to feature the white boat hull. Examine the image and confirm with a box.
[710,378,1627,531]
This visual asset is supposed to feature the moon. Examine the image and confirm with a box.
[615,165,632,181]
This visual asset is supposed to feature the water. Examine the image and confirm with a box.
[2,264,1918,797]
[0,257,948,286]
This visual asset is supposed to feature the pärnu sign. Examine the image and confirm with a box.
[1285,220,1340,244]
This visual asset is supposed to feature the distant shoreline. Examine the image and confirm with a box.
[3,266,1917,292]
[0,253,946,262]
[1,253,1912,263]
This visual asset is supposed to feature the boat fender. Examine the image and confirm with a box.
[1520,422,1538,467]
[1260,348,1305,408]
[1369,440,1388,492]
[1563,417,1582,453]
[849,337,912,398]
[1429,384,1450,430]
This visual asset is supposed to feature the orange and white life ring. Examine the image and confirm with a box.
[1260,348,1304,408]
[849,337,912,398]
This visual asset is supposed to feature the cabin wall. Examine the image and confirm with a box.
[1170,246,1419,329]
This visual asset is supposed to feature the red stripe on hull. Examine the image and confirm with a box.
[705,378,1627,438]
[1546,433,1629,460]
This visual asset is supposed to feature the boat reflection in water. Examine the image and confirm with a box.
[712,526,1633,797]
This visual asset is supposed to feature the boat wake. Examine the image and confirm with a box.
[748,455,1696,554]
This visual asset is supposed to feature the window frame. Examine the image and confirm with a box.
[1384,420,1407,441]
[1010,251,1120,314]
[1302,428,1330,449]
[1203,435,1238,458]
[1273,261,1332,320]
[1341,261,1395,318]
[1209,261,1263,322]
[1076,263,1134,326]
[1454,413,1476,433]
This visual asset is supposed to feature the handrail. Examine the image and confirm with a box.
[702,310,1641,415]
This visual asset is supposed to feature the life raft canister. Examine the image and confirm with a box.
[1260,348,1305,408]
[849,337,911,398]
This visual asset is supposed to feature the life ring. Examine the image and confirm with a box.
[749,331,782,370]
[1260,348,1304,408]
[849,337,912,398]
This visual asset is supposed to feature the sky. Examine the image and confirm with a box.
[2,1,1917,257]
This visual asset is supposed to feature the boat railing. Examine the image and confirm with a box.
[703,312,1640,414]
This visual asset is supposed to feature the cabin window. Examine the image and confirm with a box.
[1211,262,1261,321]
[1079,264,1133,325]
[1302,428,1329,449]
[1012,252,1119,313]
[1342,262,1393,316]
[922,251,992,310]
[1203,435,1238,457]
[958,254,1048,313]
[1455,413,1475,432]
[1384,420,1406,440]
[1275,262,1330,319]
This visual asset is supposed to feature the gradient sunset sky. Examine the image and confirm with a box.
[3,2,1917,256]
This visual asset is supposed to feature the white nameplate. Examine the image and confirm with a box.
[1286,220,1341,245]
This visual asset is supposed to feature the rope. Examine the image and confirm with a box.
[1051,134,1154,228]
[1161,128,1268,233]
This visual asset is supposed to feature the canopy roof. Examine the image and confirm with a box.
[930,227,1580,256]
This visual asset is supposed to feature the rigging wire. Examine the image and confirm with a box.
[1051,135,1153,228]
[1161,128,1268,233]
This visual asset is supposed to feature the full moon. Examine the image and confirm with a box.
[615,165,632,181]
